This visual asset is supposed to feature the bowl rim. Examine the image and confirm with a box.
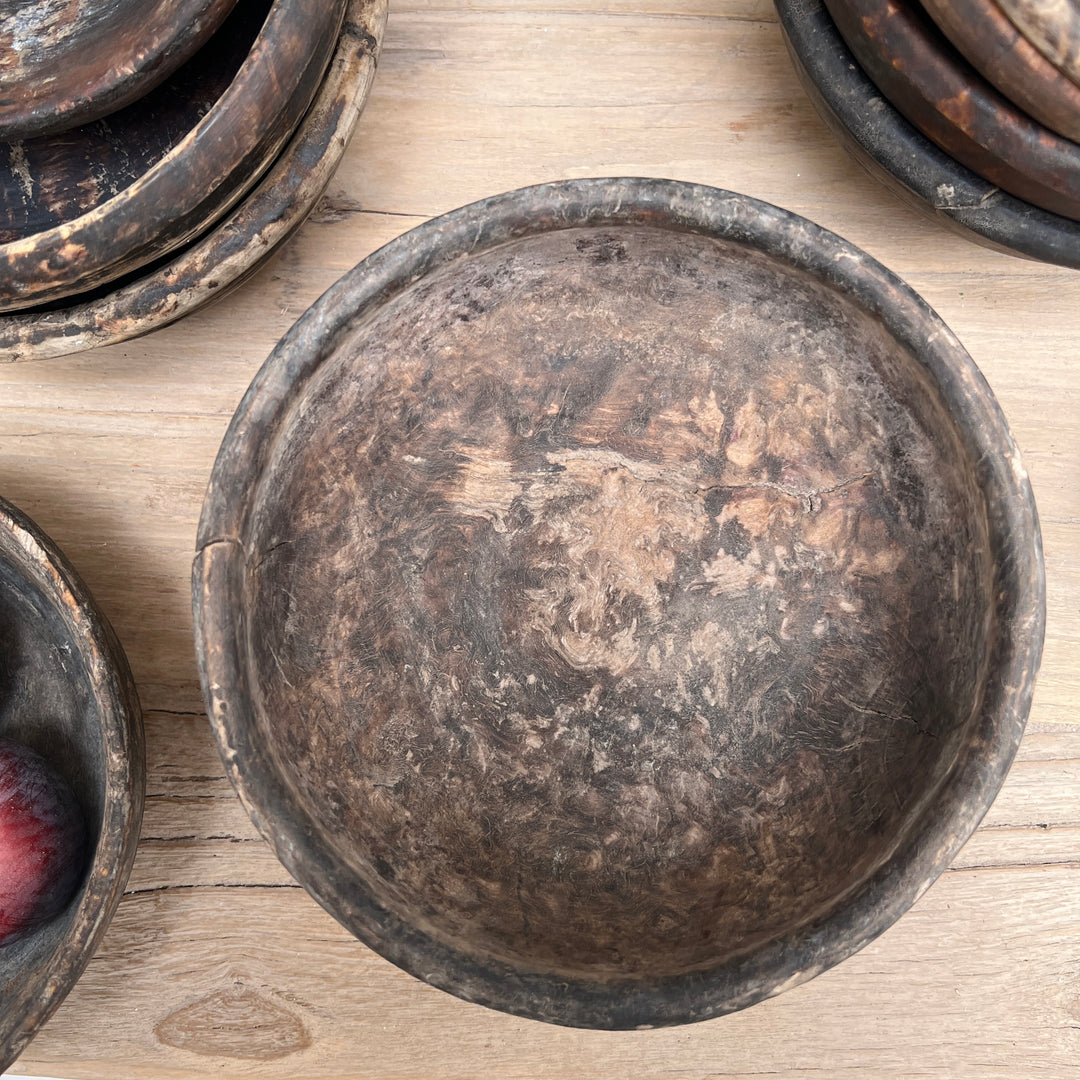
[0,495,144,1069]
[193,176,1046,1029]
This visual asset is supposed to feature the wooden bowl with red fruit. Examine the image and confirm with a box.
[0,495,143,1070]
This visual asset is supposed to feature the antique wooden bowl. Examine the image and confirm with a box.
[0,0,386,362]
[775,0,1080,267]
[822,0,1080,221]
[996,0,1080,87]
[920,0,1080,141]
[0,0,347,313]
[194,178,1044,1029]
[0,0,239,140]
[0,0,268,245]
[0,496,143,1070]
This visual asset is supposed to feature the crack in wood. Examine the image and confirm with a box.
[123,882,303,896]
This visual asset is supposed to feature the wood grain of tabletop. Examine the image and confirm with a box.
[1,0,1078,1076]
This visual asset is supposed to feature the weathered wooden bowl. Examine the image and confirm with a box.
[0,0,269,245]
[0,0,386,362]
[193,178,1044,1029]
[822,0,1080,221]
[0,0,239,140]
[0,496,144,1069]
[775,0,1080,267]
[0,0,346,313]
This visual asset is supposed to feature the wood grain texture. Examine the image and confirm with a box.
[0,0,1077,1074]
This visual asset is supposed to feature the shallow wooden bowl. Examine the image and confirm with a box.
[0,496,143,1070]
[0,0,347,313]
[0,0,239,140]
[193,178,1045,1029]
[0,0,269,245]
[0,0,386,362]
[775,0,1080,267]
[822,0,1080,220]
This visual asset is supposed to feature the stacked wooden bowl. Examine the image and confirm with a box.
[0,0,387,359]
[776,0,1080,265]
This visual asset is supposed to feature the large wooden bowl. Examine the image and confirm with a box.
[0,0,346,313]
[193,178,1045,1029]
[0,0,386,362]
[0,0,239,140]
[0,496,144,1070]
[775,0,1080,267]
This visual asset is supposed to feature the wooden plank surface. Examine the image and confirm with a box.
[1,0,1078,1075]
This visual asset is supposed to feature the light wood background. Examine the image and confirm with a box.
[2,0,1079,1076]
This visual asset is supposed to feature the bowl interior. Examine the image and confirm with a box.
[0,501,142,1069]
[236,224,994,987]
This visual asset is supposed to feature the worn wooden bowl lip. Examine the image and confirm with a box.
[775,0,1080,267]
[194,177,1045,1029]
[0,495,144,1070]
[0,0,346,313]
[0,0,386,362]
[0,0,240,141]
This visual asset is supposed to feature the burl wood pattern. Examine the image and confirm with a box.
[0,0,238,140]
[239,226,991,1006]
[0,0,346,314]
[0,0,268,245]
[921,0,1080,142]
[0,0,386,362]
[996,0,1080,88]
[0,497,143,1071]
[823,0,1080,221]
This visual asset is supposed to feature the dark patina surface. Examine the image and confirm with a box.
[823,0,1080,221]
[0,0,238,140]
[0,0,346,314]
[194,179,1045,1028]
[0,497,144,1071]
[775,0,1080,267]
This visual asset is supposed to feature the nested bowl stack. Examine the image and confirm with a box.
[193,178,1045,1029]
[0,0,386,356]
[777,0,1080,265]
[0,496,144,1070]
